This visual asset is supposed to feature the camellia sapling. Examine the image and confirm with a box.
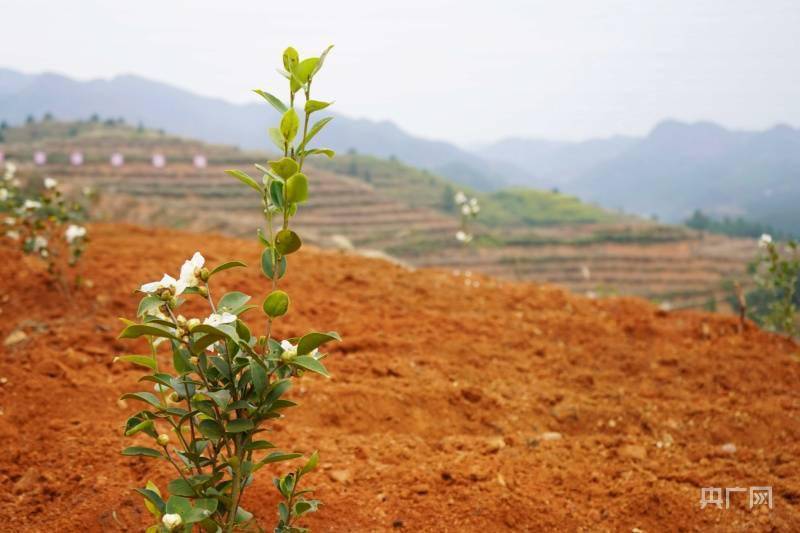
[118,45,340,532]
[753,233,799,337]
[0,163,89,293]
[454,190,479,243]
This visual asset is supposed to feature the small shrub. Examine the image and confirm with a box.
[454,190,479,243]
[752,233,799,337]
[118,45,340,532]
[0,162,89,292]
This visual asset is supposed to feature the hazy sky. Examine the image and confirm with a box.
[2,0,798,144]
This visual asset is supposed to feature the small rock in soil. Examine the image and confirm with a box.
[328,469,351,484]
[485,436,506,453]
[540,431,563,441]
[3,330,27,346]
[720,442,737,454]
[619,445,647,460]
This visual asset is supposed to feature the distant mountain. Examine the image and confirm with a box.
[0,68,523,190]
[567,120,800,232]
[480,135,638,187]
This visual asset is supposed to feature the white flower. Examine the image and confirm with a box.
[203,312,237,327]
[5,230,19,241]
[280,340,298,357]
[4,217,15,225]
[468,197,480,213]
[178,252,205,289]
[23,199,41,210]
[3,162,16,181]
[0,188,7,201]
[65,224,87,243]
[455,230,473,243]
[44,177,58,189]
[461,204,472,216]
[580,265,591,280]
[758,234,772,248]
[454,191,467,205]
[162,513,182,529]
[140,273,185,296]
[32,235,48,252]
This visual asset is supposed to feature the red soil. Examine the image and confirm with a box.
[0,223,798,532]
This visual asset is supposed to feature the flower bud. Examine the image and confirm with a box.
[189,356,199,366]
[162,513,182,530]
[281,351,295,363]
[186,318,201,331]
[176,314,187,326]
[199,267,210,282]
[156,433,170,446]
[198,286,209,298]
[159,288,173,301]
[168,297,178,309]
[168,392,180,404]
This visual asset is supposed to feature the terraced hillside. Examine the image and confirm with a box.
[1,121,758,309]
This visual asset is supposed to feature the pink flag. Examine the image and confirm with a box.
[70,152,84,166]
[193,154,207,168]
[110,153,124,167]
[0,151,4,164]
[34,151,47,165]
[152,153,166,168]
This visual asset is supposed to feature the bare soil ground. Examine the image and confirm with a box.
[0,224,798,532]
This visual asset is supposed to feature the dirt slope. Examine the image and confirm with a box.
[0,224,798,532]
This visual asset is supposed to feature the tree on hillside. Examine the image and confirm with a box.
[25,114,35,124]
[43,112,54,121]
[89,113,99,123]
[442,184,456,212]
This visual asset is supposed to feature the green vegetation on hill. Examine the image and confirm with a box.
[315,153,618,229]
[685,209,798,240]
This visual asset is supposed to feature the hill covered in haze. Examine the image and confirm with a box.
[483,121,800,233]
[0,68,523,190]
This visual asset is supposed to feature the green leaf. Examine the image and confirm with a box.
[209,261,247,277]
[225,169,262,192]
[250,361,267,396]
[261,248,287,280]
[275,229,302,255]
[263,290,290,318]
[286,173,309,203]
[195,498,219,514]
[282,47,299,72]
[137,295,164,317]
[166,494,193,515]
[135,486,165,516]
[120,392,162,408]
[300,450,319,475]
[280,108,300,145]
[226,419,254,433]
[295,57,318,84]
[312,44,334,77]
[198,419,223,440]
[235,507,254,524]
[297,331,341,355]
[253,89,288,114]
[292,355,330,377]
[218,291,251,313]
[268,157,299,180]
[260,452,302,465]
[167,479,196,498]
[268,127,285,151]
[270,180,285,208]
[302,148,335,159]
[244,440,275,451]
[304,100,331,114]
[114,354,156,370]
[299,117,333,151]
[122,446,163,458]
[119,324,177,341]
